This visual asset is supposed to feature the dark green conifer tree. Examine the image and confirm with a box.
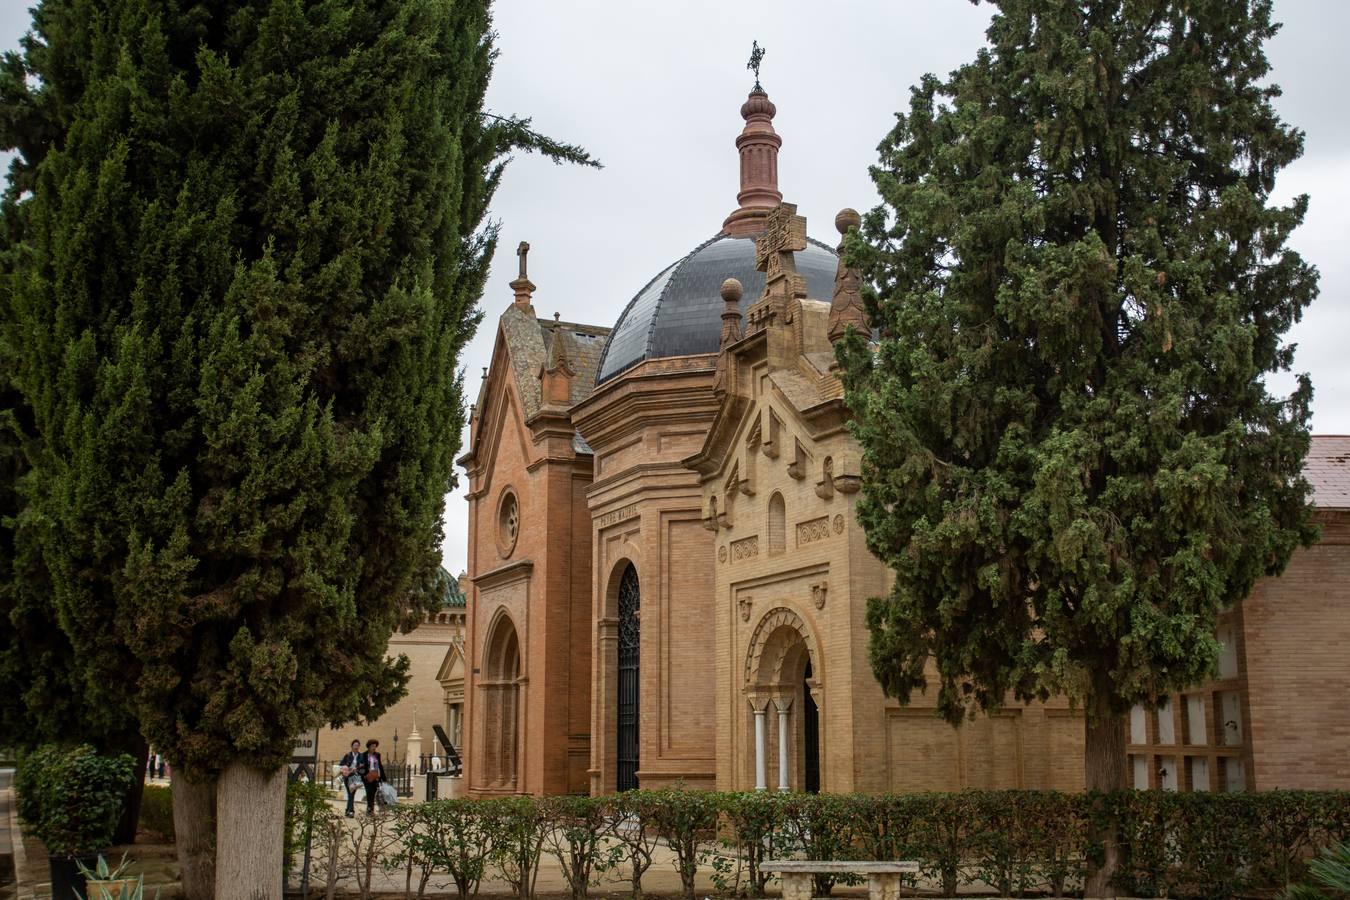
[840,2,1316,892]
[2,1,593,896]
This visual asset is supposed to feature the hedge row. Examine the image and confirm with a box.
[286,788,1349,899]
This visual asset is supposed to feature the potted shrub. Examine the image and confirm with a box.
[14,744,137,900]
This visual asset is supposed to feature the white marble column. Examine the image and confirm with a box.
[775,697,792,792]
[753,704,768,791]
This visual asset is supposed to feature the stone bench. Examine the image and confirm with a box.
[761,860,920,900]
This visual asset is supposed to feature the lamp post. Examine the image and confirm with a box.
[393,728,399,764]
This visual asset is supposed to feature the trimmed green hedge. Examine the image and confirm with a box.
[297,789,1349,899]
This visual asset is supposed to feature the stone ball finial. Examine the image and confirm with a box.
[835,208,862,235]
[720,278,744,304]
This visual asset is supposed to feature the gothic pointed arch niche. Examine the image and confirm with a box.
[744,606,823,792]
[481,611,522,790]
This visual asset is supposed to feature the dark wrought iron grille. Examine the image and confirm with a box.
[617,564,641,791]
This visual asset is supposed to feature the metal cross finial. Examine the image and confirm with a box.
[516,240,530,279]
[747,40,766,91]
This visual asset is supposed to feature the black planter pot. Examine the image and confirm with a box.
[48,853,98,900]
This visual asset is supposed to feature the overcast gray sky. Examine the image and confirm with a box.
[3,1,1346,578]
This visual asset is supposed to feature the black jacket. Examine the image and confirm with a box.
[356,750,386,782]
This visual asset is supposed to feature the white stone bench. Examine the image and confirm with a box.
[761,860,920,900]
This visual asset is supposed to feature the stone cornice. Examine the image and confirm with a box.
[573,359,719,449]
[525,454,594,474]
[586,460,707,500]
[472,558,534,590]
[685,394,752,476]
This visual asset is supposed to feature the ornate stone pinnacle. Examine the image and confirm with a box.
[510,239,535,307]
[828,207,869,343]
[714,277,745,397]
[722,73,783,236]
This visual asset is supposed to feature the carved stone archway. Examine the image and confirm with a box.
[743,606,824,792]
[744,606,818,688]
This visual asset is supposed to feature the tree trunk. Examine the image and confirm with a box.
[113,738,150,845]
[215,761,286,900]
[1083,710,1127,898]
[173,763,218,900]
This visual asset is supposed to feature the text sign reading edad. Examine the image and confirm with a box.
[291,730,320,762]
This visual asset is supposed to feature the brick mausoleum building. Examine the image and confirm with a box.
[457,82,1350,797]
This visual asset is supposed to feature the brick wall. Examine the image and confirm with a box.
[1243,511,1350,789]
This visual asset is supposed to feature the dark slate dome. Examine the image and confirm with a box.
[595,233,838,384]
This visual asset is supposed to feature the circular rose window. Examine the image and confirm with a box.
[497,490,520,557]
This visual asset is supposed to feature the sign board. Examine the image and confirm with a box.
[291,729,320,763]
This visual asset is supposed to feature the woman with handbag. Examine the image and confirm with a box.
[339,739,362,817]
[357,738,386,814]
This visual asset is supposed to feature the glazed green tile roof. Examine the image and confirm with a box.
[436,566,466,608]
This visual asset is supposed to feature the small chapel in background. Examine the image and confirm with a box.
[457,70,1350,797]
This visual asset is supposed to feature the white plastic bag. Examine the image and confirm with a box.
[346,774,363,793]
[378,782,398,807]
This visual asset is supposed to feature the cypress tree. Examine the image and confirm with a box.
[3,1,593,896]
[1,32,150,843]
[840,2,1316,892]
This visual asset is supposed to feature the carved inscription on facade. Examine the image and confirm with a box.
[597,504,639,529]
[731,536,760,562]
[796,516,831,546]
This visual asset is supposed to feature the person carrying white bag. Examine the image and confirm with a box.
[357,738,387,815]
[338,739,362,818]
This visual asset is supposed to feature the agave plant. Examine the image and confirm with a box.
[75,853,133,882]
[1284,843,1350,900]
[75,853,159,900]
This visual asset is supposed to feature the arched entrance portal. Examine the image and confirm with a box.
[616,564,641,791]
[745,607,822,792]
[482,614,522,790]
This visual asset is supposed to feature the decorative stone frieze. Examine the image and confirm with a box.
[797,516,831,546]
[731,535,760,562]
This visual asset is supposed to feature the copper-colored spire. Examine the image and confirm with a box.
[722,90,783,237]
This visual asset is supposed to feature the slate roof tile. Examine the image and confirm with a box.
[1308,435,1350,510]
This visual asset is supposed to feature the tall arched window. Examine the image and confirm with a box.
[617,564,641,790]
[768,492,786,555]
[483,616,521,789]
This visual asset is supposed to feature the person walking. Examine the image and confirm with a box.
[338,739,362,818]
[357,739,386,814]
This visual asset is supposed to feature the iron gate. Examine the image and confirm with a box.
[804,660,820,793]
[617,564,641,791]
